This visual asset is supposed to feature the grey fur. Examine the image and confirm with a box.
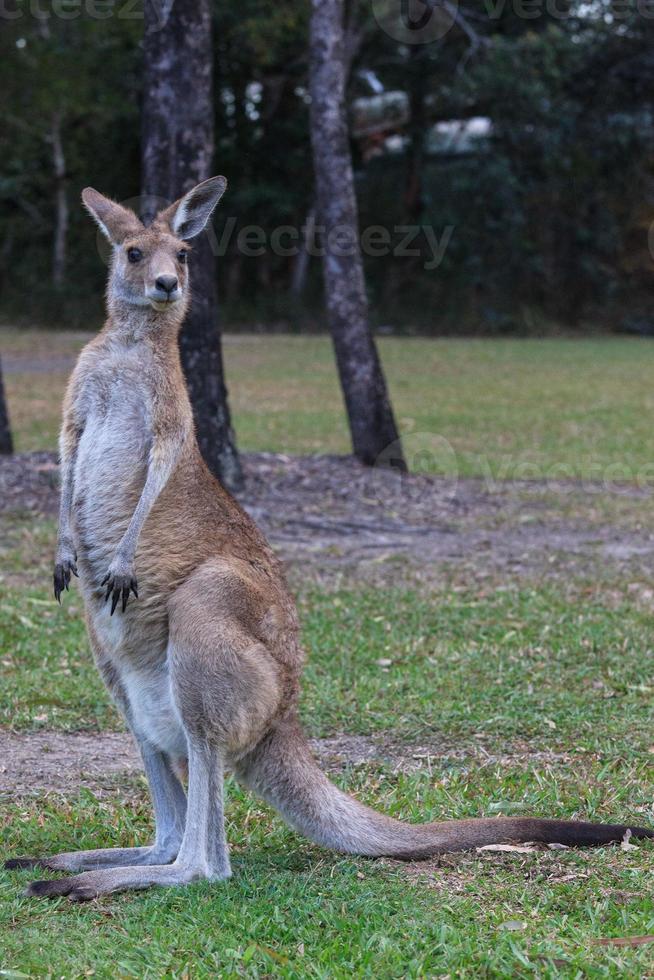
[6,181,652,902]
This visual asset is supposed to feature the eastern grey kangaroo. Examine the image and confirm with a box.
[6,178,652,901]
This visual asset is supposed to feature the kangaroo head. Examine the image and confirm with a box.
[82,177,227,315]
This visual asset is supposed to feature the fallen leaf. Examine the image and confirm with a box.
[256,945,289,966]
[593,936,654,948]
[478,844,539,854]
[500,920,527,932]
[621,829,639,852]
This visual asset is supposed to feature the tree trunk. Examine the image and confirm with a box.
[50,111,68,290]
[0,357,13,455]
[142,0,243,491]
[308,0,405,469]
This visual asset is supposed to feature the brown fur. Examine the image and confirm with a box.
[5,180,652,901]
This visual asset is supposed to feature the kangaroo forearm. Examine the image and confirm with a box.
[116,435,186,562]
[54,426,80,601]
[56,423,80,552]
[57,468,75,546]
[116,471,166,560]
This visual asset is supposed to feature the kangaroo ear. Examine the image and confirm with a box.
[81,189,143,245]
[158,176,227,239]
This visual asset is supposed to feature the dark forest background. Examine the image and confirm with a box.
[1,0,653,335]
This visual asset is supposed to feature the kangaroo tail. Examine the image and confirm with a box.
[235,718,653,859]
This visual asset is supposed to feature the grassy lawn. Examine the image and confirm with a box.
[3,776,654,978]
[3,571,654,758]
[2,544,654,974]
[2,329,654,975]
[3,329,654,481]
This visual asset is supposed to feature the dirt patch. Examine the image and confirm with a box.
[0,731,141,797]
[0,452,60,517]
[2,451,654,587]
[0,729,573,798]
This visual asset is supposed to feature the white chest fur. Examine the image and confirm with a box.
[72,345,152,578]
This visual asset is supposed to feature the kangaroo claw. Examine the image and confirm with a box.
[53,558,77,603]
[102,571,139,615]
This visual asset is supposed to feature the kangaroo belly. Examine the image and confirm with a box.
[73,413,149,583]
[121,662,187,758]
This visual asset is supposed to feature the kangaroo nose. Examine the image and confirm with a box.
[155,275,178,294]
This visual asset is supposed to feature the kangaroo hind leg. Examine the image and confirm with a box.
[22,739,225,900]
[20,562,282,899]
[6,733,187,875]
[6,614,188,876]
[166,561,284,877]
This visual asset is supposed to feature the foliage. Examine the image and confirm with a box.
[0,9,142,323]
[0,1,653,330]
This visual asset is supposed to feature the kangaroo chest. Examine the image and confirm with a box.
[72,350,153,580]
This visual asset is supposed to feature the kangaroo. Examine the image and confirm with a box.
[6,178,652,901]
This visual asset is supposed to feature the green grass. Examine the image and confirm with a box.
[3,573,654,974]
[3,330,654,481]
[3,329,654,975]
[4,565,654,759]
[2,764,654,976]
[3,506,654,975]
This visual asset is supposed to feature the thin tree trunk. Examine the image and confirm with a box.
[0,357,13,455]
[142,0,243,491]
[309,0,405,469]
[50,111,68,289]
[290,206,316,298]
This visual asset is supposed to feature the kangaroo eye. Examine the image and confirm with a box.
[127,247,142,264]
[177,250,188,265]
